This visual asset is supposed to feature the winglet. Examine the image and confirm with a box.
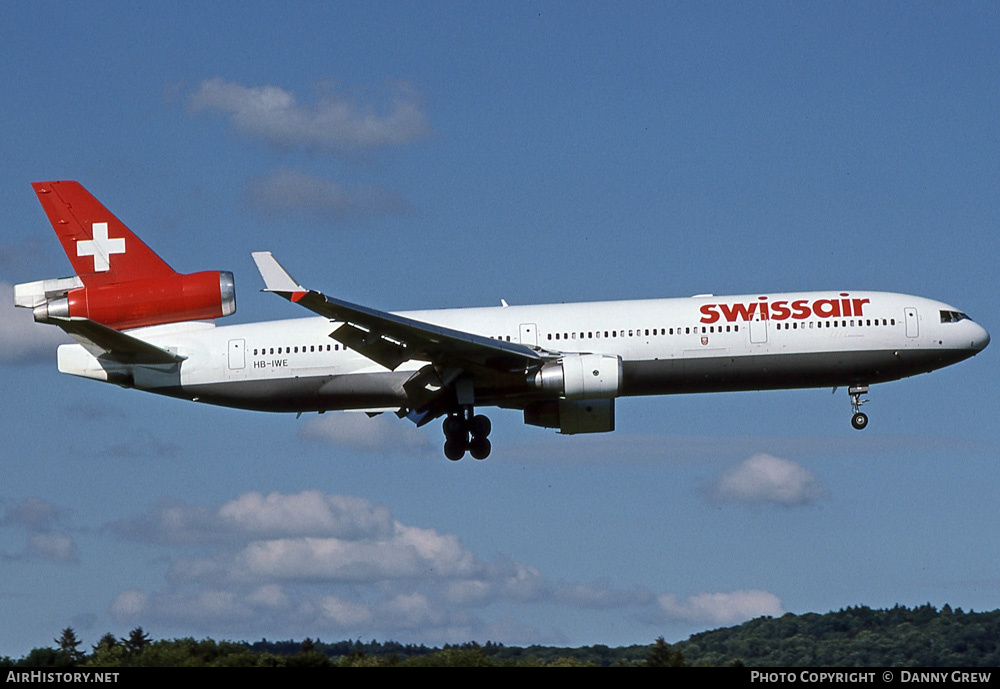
[252,252,305,294]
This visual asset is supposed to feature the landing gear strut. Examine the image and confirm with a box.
[443,408,492,460]
[849,385,869,430]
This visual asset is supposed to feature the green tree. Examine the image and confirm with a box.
[91,633,119,654]
[287,638,331,667]
[85,634,127,668]
[645,637,688,667]
[55,628,84,665]
[122,627,150,657]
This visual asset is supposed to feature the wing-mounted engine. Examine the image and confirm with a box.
[15,271,236,330]
[528,352,622,399]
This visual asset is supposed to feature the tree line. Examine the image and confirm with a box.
[4,604,998,666]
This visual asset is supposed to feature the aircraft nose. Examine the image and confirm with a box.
[971,323,990,352]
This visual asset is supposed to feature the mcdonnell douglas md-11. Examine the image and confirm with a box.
[14,181,990,460]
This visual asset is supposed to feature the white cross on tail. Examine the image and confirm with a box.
[76,222,125,272]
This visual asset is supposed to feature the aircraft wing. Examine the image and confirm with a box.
[252,252,542,372]
[51,316,186,365]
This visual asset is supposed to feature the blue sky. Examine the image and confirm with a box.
[1,2,999,657]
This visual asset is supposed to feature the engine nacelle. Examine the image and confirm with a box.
[529,353,622,399]
[28,271,236,330]
[524,399,615,434]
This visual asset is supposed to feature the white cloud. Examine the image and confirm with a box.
[300,412,431,454]
[319,596,373,627]
[218,491,395,540]
[226,527,477,583]
[0,283,70,365]
[657,590,784,626]
[3,496,61,530]
[112,589,257,627]
[27,531,77,563]
[706,453,827,506]
[188,78,432,153]
[110,590,148,618]
[113,491,397,545]
[108,490,784,642]
[2,497,78,563]
[247,169,409,223]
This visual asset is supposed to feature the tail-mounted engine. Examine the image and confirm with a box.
[528,353,622,399]
[15,271,236,330]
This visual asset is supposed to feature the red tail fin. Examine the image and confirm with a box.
[32,181,175,286]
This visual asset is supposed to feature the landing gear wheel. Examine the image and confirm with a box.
[848,385,870,431]
[443,416,464,437]
[471,414,491,439]
[441,407,492,461]
[469,437,491,460]
[444,439,466,461]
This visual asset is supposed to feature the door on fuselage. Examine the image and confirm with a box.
[227,339,246,379]
[520,323,537,347]
[750,315,768,344]
[905,308,919,338]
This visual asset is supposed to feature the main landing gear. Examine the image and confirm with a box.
[849,385,869,430]
[443,408,492,461]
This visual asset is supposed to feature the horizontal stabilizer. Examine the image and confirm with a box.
[51,317,186,365]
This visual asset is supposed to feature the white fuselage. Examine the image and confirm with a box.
[56,290,989,416]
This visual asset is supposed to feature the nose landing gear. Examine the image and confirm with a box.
[443,408,492,460]
[849,385,869,430]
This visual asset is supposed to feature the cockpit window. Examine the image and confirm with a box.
[940,310,972,323]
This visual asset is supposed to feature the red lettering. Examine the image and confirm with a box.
[813,299,841,318]
[757,297,770,320]
[771,300,790,320]
[698,295,872,324]
[720,302,758,322]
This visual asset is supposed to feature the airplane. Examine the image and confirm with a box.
[14,181,990,460]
